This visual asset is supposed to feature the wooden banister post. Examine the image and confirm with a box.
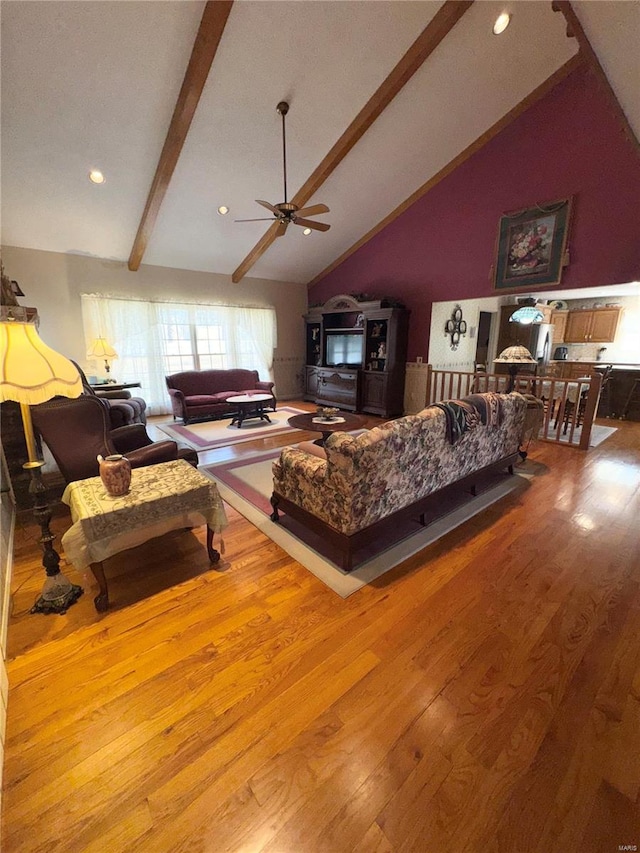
[578,372,602,450]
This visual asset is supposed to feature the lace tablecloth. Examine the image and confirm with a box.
[61,459,227,569]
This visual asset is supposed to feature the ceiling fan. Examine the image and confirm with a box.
[235,101,330,237]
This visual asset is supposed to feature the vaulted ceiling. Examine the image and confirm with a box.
[1,1,638,285]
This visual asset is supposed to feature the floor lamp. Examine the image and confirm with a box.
[86,337,118,382]
[493,345,538,393]
[0,306,84,614]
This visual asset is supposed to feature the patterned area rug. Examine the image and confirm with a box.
[201,449,535,598]
[158,406,308,450]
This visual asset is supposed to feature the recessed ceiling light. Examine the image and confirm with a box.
[217,205,229,215]
[88,169,105,184]
[302,228,312,236]
[493,12,511,35]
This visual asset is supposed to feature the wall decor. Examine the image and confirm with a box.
[493,197,573,291]
[444,305,467,350]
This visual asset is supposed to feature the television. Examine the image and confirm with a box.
[326,332,363,368]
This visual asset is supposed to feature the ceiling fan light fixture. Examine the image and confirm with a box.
[88,169,105,184]
[235,102,330,235]
[493,12,511,35]
[217,205,229,215]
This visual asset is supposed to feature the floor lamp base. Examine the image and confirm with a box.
[31,574,84,615]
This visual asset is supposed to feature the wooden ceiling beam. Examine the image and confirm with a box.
[231,0,474,284]
[307,54,585,289]
[128,1,234,272]
[552,1,639,155]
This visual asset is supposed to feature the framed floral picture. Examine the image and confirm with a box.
[493,197,573,291]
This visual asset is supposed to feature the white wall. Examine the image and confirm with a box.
[1,246,309,399]
[428,296,502,372]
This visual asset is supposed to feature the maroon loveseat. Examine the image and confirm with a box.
[166,369,276,424]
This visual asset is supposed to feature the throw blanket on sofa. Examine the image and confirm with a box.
[465,392,503,427]
[433,400,482,445]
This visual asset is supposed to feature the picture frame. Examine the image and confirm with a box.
[493,197,573,291]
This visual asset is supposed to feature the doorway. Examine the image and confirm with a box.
[474,311,493,370]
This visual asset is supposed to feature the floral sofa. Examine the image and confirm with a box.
[166,369,276,424]
[271,392,541,571]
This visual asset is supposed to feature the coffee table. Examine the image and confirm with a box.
[227,393,273,428]
[61,459,228,612]
[287,411,365,446]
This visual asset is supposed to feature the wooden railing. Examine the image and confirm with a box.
[424,367,603,450]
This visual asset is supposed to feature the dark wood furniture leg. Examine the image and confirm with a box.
[90,561,109,612]
[206,525,220,564]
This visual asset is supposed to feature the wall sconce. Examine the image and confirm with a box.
[444,305,467,350]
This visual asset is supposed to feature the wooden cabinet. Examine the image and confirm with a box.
[551,310,568,343]
[303,295,409,418]
[560,361,598,379]
[314,368,359,411]
[564,308,621,343]
[305,366,320,398]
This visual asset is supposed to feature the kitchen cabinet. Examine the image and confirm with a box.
[564,308,621,343]
[551,310,568,343]
[560,361,598,380]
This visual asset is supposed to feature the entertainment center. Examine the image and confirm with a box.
[303,294,410,418]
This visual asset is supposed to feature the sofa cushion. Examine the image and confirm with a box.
[184,394,220,406]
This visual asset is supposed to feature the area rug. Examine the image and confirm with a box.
[158,406,308,450]
[201,448,533,598]
[551,423,617,448]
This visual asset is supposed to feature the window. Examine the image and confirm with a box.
[81,295,277,415]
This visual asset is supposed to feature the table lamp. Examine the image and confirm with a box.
[86,336,118,382]
[0,306,84,614]
[494,345,537,393]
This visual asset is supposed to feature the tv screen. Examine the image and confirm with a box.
[326,333,362,368]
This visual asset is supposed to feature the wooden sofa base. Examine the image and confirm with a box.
[270,452,520,572]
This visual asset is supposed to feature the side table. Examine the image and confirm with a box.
[61,459,228,612]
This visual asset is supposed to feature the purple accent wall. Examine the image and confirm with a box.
[309,67,640,360]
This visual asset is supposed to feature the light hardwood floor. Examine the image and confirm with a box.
[2,405,640,852]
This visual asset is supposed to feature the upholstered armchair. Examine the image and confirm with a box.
[71,361,147,427]
[32,395,197,485]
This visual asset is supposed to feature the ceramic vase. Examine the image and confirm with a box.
[97,454,131,497]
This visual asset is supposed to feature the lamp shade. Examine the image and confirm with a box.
[494,345,537,364]
[87,337,117,360]
[509,306,545,325]
[0,319,82,405]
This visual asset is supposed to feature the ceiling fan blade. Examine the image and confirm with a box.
[294,218,330,232]
[256,199,280,214]
[295,204,329,218]
[234,217,277,222]
[275,220,289,237]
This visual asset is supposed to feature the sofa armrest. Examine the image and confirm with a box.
[110,423,154,452]
[256,381,276,408]
[96,389,132,400]
[274,446,327,479]
[125,441,179,469]
[167,387,186,419]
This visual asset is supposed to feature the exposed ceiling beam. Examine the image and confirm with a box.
[128,1,234,272]
[231,0,474,284]
[552,0,639,155]
[307,54,584,290]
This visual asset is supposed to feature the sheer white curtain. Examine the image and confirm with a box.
[81,295,277,416]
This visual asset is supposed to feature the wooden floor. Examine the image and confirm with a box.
[2,405,640,852]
